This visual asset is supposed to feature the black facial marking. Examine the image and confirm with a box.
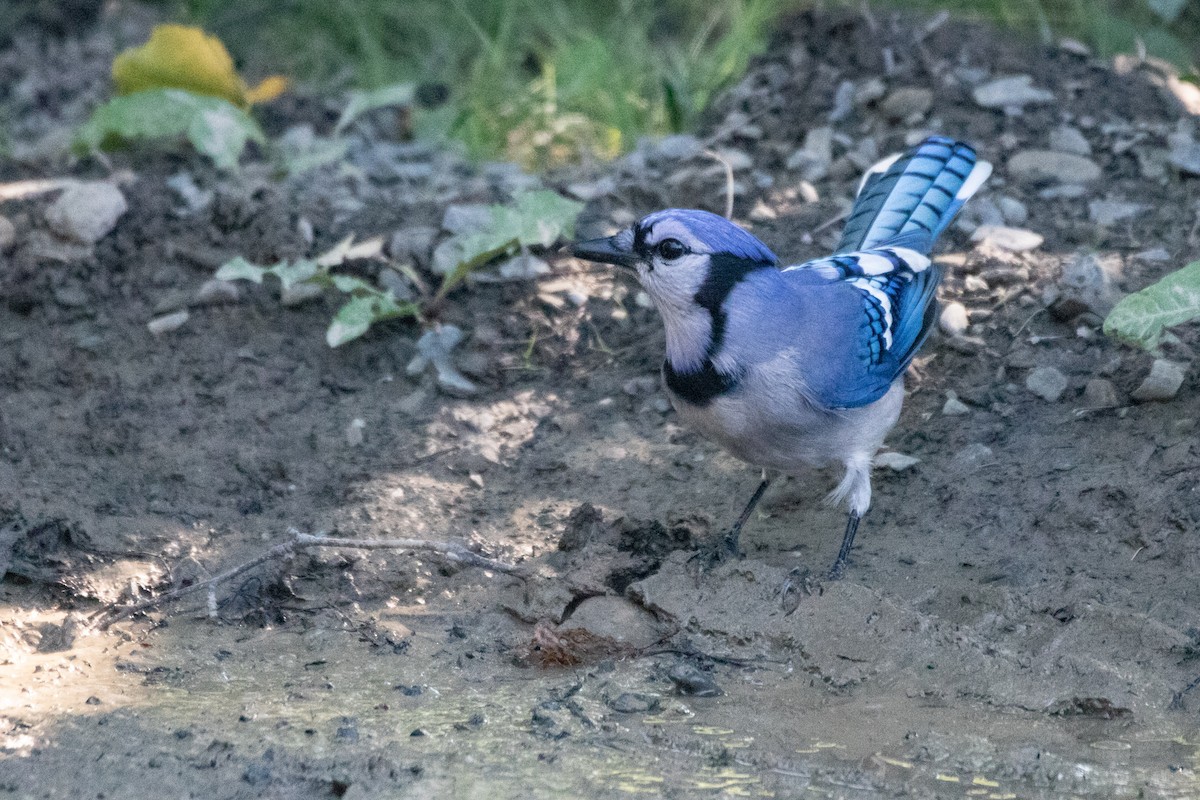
[663,359,740,406]
[665,253,773,406]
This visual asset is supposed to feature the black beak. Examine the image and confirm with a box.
[569,236,638,270]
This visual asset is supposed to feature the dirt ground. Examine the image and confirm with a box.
[2,6,1200,799]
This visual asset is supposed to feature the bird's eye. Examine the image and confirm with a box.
[656,238,686,260]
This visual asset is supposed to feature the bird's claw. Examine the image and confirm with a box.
[686,531,743,578]
[779,566,821,614]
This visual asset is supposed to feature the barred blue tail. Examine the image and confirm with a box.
[836,137,992,254]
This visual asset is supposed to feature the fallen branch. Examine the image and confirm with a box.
[94,528,528,628]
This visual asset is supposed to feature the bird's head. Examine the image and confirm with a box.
[570,209,778,312]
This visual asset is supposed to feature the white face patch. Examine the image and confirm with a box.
[636,251,713,372]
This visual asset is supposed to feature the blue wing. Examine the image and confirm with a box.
[836,136,991,254]
[785,245,943,408]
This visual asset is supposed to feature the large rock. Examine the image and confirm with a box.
[1007,150,1102,184]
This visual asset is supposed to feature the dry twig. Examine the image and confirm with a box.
[94,528,527,628]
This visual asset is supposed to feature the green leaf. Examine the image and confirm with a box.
[435,190,583,300]
[335,83,415,135]
[330,274,376,293]
[1103,260,1200,350]
[75,89,266,171]
[274,130,349,177]
[268,259,321,290]
[215,256,267,283]
[326,291,419,347]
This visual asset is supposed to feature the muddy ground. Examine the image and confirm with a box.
[2,5,1200,799]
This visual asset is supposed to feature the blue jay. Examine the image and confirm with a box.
[571,136,991,578]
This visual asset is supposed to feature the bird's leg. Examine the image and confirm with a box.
[826,511,861,580]
[720,475,771,557]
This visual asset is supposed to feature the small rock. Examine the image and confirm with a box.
[346,418,366,447]
[0,215,16,250]
[939,301,969,337]
[951,442,994,472]
[1131,359,1186,402]
[667,663,721,697]
[165,172,213,214]
[876,452,920,471]
[996,196,1028,226]
[147,311,189,335]
[1087,200,1147,226]
[565,177,616,201]
[406,325,479,397]
[1051,252,1124,320]
[964,275,990,293]
[608,693,660,714]
[972,75,1055,109]
[853,77,887,107]
[1026,366,1068,402]
[387,225,438,266]
[52,284,89,308]
[786,126,834,181]
[971,225,1043,252]
[1038,184,1089,200]
[942,392,970,416]
[879,87,933,121]
[1007,150,1101,184]
[1167,126,1200,175]
[193,278,239,306]
[829,80,855,122]
[654,134,702,161]
[44,182,128,244]
[712,148,752,172]
[1048,125,1091,156]
[1081,378,1120,409]
[497,253,551,280]
[441,204,492,234]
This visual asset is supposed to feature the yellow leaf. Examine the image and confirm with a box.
[245,75,289,104]
[112,24,287,108]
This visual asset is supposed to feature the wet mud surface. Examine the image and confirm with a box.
[2,7,1200,798]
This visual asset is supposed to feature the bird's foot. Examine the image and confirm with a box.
[778,566,822,615]
[686,531,742,579]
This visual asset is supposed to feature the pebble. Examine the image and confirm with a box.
[1007,150,1101,184]
[147,310,189,335]
[192,278,239,306]
[786,126,834,181]
[667,663,721,697]
[853,77,887,107]
[971,225,1043,252]
[497,253,551,280]
[964,275,990,293]
[281,282,324,307]
[972,75,1055,110]
[345,418,366,447]
[53,284,89,308]
[608,693,660,714]
[1048,125,1091,156]
[44,182,128,244]
[654,134,702,161]
[388,225,438,266]
[942,391,970,416]
[1038,184,1089,199]
[950,443,994,472]
[1050,252,1123,319]
[1025,366,1068,402]
[1081,378,1120,409]
[565,177,616,201]
[1167,127,1200,175]
[1131,359,1185,402]
[406,324,479,397]
[939,301,969,337]
[879,87,933,121]
[1087,200,1147,226]
[0,215,14,250]
[996,196,1029,226]
[165,172,212,214]
[876,451,920,471]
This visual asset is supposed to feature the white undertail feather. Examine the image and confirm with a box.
[826,451,874,517]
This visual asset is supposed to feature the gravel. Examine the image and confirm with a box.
[972,75,1055,109]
